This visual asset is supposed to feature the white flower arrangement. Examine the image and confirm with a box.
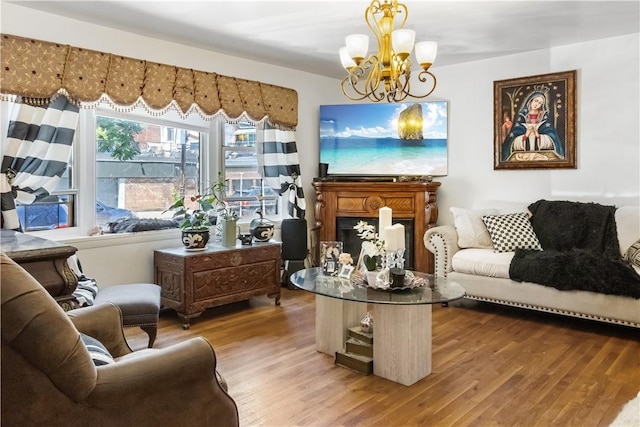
[353,220,386,271]
[353,220,385,255]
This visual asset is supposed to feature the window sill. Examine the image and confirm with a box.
[25,219,283,250]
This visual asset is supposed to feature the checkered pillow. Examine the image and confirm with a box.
[625,239,640,268]
[482,212,543,253]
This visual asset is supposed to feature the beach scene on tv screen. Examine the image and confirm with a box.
[320,102,448,176]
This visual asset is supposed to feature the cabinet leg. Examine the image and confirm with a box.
[179,312,203,330]
[181,317,191,330]
[269,291,281,306]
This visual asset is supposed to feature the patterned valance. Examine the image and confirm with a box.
[0,34,298,129]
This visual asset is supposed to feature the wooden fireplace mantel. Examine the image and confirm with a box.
[312,179,440,273]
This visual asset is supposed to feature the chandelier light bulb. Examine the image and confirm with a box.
[345,34,369,64]
[339,47,357,70]
[391,29,416,58]
[415,41,438,69]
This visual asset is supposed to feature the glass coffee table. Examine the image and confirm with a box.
[290,267,465,386]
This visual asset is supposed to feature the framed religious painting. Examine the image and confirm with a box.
[493,70,577,170]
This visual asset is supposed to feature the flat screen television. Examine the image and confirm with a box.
[319,102,448,177]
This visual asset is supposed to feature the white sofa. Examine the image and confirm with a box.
[424,202,640,328]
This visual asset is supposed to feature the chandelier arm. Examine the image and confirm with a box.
[341,77,378,102]
[405,71,437,100]
[396,2,408,29]
[366,2,384,54]
[341,56,385,102]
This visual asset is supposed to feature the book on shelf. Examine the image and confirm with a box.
[335,350,373,375]
[345,338,373,358]
[347,326,373,344]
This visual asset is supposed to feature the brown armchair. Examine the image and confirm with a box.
[1,252,239,427]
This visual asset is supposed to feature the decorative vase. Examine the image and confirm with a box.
[366,271,380,286]
[220,218,238,247]
[250,212,274,243]
[182,229,210,251]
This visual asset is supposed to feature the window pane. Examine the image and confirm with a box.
[222,122,278,219]
[15,130,76,231]
[96,115,201,226]
[16,194,73,231]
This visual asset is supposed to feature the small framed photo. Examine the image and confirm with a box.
[320,241,343,276]
[338,264,355,279]
[324,259,337,275]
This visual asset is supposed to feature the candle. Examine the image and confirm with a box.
[384,225,396,251]
[378,206,392,246]
[385,224,405,251]
[394,223,405,250]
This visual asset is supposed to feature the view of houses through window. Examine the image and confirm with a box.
[16,111,278,232]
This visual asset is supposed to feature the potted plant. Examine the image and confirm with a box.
[164,174,234,250]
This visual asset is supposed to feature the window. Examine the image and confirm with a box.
[222,122,278,220]
[9,103,282,237]
[95,113,205,227]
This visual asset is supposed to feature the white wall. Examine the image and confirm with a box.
[431,33,640,222]
[3,3,638,285]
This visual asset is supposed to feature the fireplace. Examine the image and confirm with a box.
[336,217,415,270]
[312,179,440,273]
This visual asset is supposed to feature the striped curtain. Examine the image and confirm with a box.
[1,95,79,230]
[257,122,306,219]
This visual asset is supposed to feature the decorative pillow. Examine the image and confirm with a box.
[625,239,640,268]
[80,333,114,366]
[72,276,99,308]
[450,207,499,248]
[68,255,99,308]
[482,212,543,253]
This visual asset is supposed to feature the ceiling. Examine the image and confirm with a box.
[8,1,640,79]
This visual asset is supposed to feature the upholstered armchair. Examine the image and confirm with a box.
[1,252,239,427]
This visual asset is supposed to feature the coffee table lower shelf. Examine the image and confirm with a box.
[316,295,431,386]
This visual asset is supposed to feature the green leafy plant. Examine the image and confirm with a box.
[164,174,236,230]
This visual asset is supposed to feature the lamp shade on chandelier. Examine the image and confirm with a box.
[339,0,438,103]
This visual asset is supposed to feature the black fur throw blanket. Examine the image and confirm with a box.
[509,200,640,298]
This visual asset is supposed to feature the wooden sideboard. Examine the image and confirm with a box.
[154,241,281,329]
[1,230,78,308]
[312,180,440,273]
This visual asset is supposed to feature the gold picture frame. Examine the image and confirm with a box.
[494,70,577,169]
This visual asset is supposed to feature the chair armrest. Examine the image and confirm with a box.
[89,337,239,426]
[424,225,460,278]
[67,303,132,357]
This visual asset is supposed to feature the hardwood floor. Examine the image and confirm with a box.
[125,288,640,427]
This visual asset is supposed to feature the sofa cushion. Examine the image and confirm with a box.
[482,212,543,253]
[452,248,513,278]
[625,239,640,268]
[450,207,498,248]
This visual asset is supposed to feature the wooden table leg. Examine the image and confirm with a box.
[373,304,432,386]
[315,295,367,356]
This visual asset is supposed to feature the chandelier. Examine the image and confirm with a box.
[339,0,438,103]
